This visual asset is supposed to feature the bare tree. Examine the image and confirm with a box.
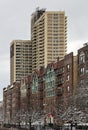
[14,108,44,129]
[58,84,88,125]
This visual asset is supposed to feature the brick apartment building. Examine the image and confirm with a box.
[77,43,88,112]
[3,51,78,125]
[3,82,20,124]
[78,43,88,87]
[43,52,76,124]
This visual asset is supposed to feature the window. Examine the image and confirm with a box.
[67,86,70,92]
[80,79,84,86]
[85,65,88,73]
[66,64,70,72]
[85,51,88,61]
[66,75,70,81]
[57,87,63,96]
[46,90,55,97]
[31,73,38,93]
[80,67,85,75]
[79,52,85,64]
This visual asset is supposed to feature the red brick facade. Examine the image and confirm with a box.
[3,52,78,125]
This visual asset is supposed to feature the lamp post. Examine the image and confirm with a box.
[69,120,73,130]
[43,103,47,127]
[29,117,31,130]
[70,121,77,130]
[71,122,73,130]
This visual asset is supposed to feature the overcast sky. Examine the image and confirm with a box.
[0,0,88,100]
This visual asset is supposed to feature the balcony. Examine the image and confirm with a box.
[56,87,63,96]
[55,80,64,86]
[55,69,64,76]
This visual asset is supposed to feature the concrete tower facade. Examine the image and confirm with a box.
[31,8,67,71]
[10,40,32,84]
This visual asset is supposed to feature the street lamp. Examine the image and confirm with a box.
[71,122,73,130]
[70,121,77,130]
[29,117,31,130]
[43,103,47,127]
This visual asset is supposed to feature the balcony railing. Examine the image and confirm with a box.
[55,80,64,86]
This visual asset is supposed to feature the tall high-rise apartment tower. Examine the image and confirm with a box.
[31,8,67,71]
[10,40,32,84]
